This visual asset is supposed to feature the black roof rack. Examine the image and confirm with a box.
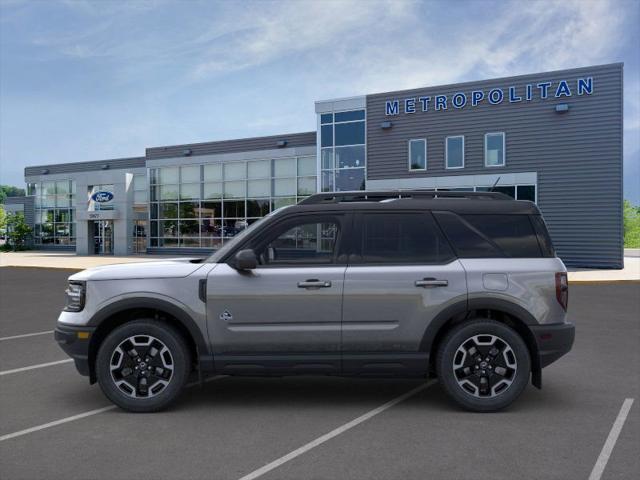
[298,190,512,205]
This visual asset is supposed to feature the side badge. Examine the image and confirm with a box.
[219,310,233,322]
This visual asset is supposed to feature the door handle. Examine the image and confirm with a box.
[415,278,448,288]
[297,279,332,289]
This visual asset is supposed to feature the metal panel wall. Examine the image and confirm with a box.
[24,157,145,177]
[146,131,316,159]
[365,63,623,268]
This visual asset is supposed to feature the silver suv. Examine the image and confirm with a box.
[55,190,575,413]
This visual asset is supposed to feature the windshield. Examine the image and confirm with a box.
[206,206,291,263]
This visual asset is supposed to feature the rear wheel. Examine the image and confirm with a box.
[96,320,190,412]
[436,319,530,412]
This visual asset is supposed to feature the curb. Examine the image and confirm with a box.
[568,279,640,285]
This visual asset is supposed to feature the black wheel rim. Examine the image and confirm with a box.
[109,335,174,398]
[452,334,517,398]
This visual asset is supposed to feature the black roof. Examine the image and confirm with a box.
[283,190,540,215]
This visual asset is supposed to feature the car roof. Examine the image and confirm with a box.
[277,190,540,216]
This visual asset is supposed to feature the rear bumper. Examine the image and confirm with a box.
[530,322,575,368]
[54,324,95,377]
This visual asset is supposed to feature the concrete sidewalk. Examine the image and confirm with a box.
[0,251,181,270]
[2,250,639,283]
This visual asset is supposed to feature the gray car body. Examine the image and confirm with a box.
[57,196,570,382]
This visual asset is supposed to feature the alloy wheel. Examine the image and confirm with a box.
[452,334,517,398]
[109,335,174,398]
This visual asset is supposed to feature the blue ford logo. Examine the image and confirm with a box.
[91,191,114,203]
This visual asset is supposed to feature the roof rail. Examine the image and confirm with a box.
[298,189,512,205]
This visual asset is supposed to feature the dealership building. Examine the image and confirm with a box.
[10,63,623,268]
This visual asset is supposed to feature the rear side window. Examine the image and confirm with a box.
[434,212,542,258]
[433,211,503,258]
[359,213,455,264]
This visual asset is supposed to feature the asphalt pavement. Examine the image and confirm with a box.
[0,267,638,480]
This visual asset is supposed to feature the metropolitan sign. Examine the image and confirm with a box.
[384,77,594,116]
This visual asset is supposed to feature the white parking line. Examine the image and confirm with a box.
[588,398,635,480]
[0,375,225,442]
[238,380,437,480]
[0,405,117,442]
[0,359,73,376]
[0,330,54,341]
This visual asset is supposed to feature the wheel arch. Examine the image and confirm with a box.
[86,298,213,384]
[423,298,541,388]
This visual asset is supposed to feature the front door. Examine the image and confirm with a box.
[206,213,348,374]
[93,220,114,255]
[341,211,467,375]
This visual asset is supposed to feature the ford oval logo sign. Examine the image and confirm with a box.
[91,191,114,203]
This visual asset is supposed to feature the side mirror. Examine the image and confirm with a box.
[234,249,258,270]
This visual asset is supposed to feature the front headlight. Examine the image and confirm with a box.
[64,281,86,312]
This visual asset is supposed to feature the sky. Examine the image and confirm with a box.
[1,0,639,202]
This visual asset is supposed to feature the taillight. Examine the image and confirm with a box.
[555,272,568,311]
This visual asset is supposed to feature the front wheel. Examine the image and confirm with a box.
[436,319,531,412]
[96,320,190,412]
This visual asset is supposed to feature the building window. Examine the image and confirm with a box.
[446,136,464,169]
[485,132,505,167]
[475,184,536,201]
[33,179,76,246]
[133,174,147,204]
[408,139,427,171]
[148,155,317,249]
[320,109,366,192]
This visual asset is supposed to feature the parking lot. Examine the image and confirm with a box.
[0,266,638,480]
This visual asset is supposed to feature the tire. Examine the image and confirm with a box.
[436,319,531,412]
[96,320,190,412]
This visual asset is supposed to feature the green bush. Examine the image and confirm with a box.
[4,211,32,251]
[624,200,640,248]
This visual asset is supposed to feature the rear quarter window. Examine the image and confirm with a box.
[462,214,542,258]
[434,212,543,258]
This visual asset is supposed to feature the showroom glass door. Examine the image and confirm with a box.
[93,220,114,255]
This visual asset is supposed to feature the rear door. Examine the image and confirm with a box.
[341,211,467,375]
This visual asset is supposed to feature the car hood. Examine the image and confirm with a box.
[68,258,206,281]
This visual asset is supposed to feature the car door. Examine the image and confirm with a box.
[341,211,467,375]
[206,212,349,374]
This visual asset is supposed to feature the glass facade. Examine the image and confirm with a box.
[320,110,366,192]
[149,156,316,248]
[32,180,76,245]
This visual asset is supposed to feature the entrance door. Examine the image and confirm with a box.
[93,220,114,255]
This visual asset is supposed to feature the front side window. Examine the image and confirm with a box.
[446,136,464,169]
[257,218,339,265]
[409,139,427,171]
[485,132,505,167]
[359,213,454,264]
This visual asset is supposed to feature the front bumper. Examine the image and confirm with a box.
[530,322,575,368]
[54,324,96,377]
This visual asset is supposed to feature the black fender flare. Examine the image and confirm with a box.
[420,297,541,387]
[87,297,214,374]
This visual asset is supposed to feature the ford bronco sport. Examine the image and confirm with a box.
[55,190,574,412]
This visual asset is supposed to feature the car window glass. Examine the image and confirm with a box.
[360,213,454,264]
[462,214,541,258]
[258,220,339,265]
[433,211,503,258]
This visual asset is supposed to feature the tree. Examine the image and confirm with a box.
[623,199,640,248]
[5,212,32,250]
[0,205,6,232]
[0,185,26,204]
